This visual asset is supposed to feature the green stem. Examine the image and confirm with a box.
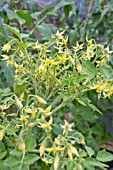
[29,12,51,36]
[20,152,25,170]
[50,95,63,107]
[51,95,75,114]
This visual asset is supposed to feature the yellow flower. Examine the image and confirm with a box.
[58,50,67,63]
[19,50,24,57]
[38,105,52,116]
[85,47,95,60]
[46,105,51,113]
[48,75,52,79]
[31,112,35,118]
[39,142,45,156]
[86,37,93,46]
[93,83,106,92]
[79,136,85,144]
[46,147,64,155]
[73,42,84,52]
[42,156,53,164]
[1,55,9,60]
[37,96,47,104]
[34,72,41,77]
[39,65,45,71]
[104,86,113,99]
[15,66,22,73]
[87,39,93,46]
[2,43,11,52]
[55,136,63,146]
[38,116,53,131]
[96,58,107,67]
[0,129,5,141]
[60,120,74,135]
[103,47,113,58]
[7,60,15,67]
[62,36,68,46]
[20,115,29,122]
[25,108,36,118]
[55,65,60,71]
[43,58,56,67]
[53,30,65,40]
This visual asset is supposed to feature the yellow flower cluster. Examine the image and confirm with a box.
[53,30,68,46]
[91,83,113,98]
[25,108,36,118]
[60,120,74,135]
[20,115,29,122]
[2,43,11,52]
[38,116,53,132]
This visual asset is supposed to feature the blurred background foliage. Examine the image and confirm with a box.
[0,0,113,44]
[0,0,113,158]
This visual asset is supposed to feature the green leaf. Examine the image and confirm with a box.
[12,164,29,170]
[80,27,86,37]
[16,10,32,26]
[100,65,113,81]
[64,4,72,19]
[13,39,27,48]
[3,24,20,38]
[0,141,5,152]
[83,161,96,170]
[7,9,25,25]
[10,149,22,157]
[52,123,63,136]
[25,135,36,151]
[88,103,102,114]
[14,83,26,95]
[0,151,7,160]
[4,156,20,166]
[0,61,15,87]
[37,23,56,39]
[79,150,87,158]
[1,25,12,41]
[85,158,108,168]
[96,150,113,162]
[67,162,75,170]
[19,33,30,39]
[31,12,42,20]
[85,146,94,157]
[23,154,39,165]
[82,61,97,79]
[0,160,10,170]
[76,98,87,106]
[100,8,109,21]
[52,0,73,14]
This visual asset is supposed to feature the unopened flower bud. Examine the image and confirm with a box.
[15,97,23,109]
[37,96,47,104]
[39,142,45,156]
[69,56,75,65]
[28,123,35,128]
[18,141,25,153]
[0,129,5,141]
[76,63,82,73]
[54,155,59,170]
